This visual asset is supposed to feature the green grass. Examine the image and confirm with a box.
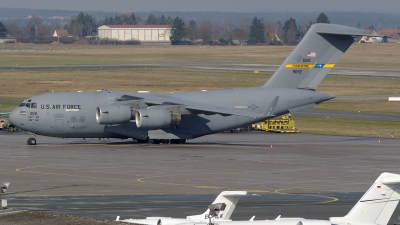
[1,43,399,68]
[0,99,23,110]
[0,68,272,99]
[294,115,400,138]
[313,100,400,114]
[317,75,400,96]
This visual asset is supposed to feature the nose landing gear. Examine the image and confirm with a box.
[27,133,37,145]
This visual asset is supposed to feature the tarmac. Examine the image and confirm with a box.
[1,131,400,222]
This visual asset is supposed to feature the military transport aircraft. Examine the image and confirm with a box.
[116,191,247,224]
[9,24,369,145]
[179,173,400,225]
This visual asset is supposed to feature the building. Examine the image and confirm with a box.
[98,25,171,43]
[0,38,17,43]
[53,29,70,37]
[377,29,400,43]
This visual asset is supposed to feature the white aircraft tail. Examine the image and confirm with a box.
[330,172,400,225]
[187,191,247,220]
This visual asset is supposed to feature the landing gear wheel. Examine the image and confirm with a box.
[152,139,169,144]
[27,137,37,145]
[137,139,149,143]
[170,139,187,144]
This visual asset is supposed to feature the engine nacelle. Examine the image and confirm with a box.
[96,105,133,124]
[135,108,181,129]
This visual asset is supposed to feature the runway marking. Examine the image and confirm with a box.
[137,175,226,189]
[7,167,339,205]
[273,188,339,205]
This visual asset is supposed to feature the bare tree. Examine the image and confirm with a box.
[233,27,247,42]
[198,20,213,44]
[265,21,277,35]
[240,18,252,36]
[222,22,235,41]
[186,20,198,41]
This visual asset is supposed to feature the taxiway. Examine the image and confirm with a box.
[1,131,400,221]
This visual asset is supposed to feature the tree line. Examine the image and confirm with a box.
[0,12,331,45]
[170,13,331,45]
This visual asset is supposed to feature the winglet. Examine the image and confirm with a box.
[249,216,255,221]
[261,96,279,117]
[116,216,120,221]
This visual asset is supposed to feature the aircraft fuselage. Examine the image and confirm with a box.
[9,88,333,141]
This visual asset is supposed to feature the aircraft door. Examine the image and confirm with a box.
[54,119,64,132]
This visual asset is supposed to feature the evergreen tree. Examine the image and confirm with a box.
[158,15,167,25]
[114,14,122,25]
[29,24,36,39]
[316,13,330,23]
[128,13,137,25]
[282,17,298,45]
[166,16,173,25]
[170,17,186,45]
[247,17,265,45]
[147,14,158,24]
[104,16,109,25]
[0,21,8,38]
[68,12,96,37]
[186,20,197,41]
[189,20,196,27]
[108,16,114,25]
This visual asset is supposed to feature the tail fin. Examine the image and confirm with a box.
[187,191,247,220]
[263,24,367,89]
[330,172,400,225]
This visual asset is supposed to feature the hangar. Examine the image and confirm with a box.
[98,25,171,43]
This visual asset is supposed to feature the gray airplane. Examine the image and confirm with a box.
[9,24,369,145]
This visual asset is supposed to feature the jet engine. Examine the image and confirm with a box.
[135,108,181,129]
[96,105,134,124]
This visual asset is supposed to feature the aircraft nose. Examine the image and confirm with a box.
[8,109,18,126]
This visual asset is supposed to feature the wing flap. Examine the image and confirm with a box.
[144,99,262,118]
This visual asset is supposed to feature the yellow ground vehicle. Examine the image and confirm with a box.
[1,115,17,132]
[252,114,299,133]
[0,117,5,130]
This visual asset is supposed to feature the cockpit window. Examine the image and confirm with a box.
[25,103,31,108]
[19,103,26,107]
[31,103,37,108]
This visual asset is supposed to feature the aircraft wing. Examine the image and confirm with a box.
[142,99,263,118]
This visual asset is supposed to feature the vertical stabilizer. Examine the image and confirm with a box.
[187,191,247,220]
[263,24,366,89]
[330,173,400,225]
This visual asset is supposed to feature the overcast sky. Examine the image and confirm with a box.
[2,0,400,13]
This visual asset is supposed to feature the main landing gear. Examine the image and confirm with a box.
[27,133,37,145]
[152,139,186,144]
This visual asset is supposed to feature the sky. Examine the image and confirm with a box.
[2,0,400,13]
